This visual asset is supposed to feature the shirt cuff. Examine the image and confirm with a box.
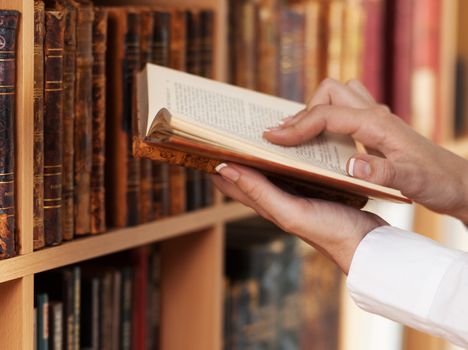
[346,226,464,334]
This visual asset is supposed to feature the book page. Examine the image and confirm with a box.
[143,64,357,174]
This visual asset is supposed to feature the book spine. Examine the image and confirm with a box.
[326,0,345,81]
[169,10,187,215]
[131,247,149,350]
[303,1,321,101]
[44,10,65,246]
[0,10,18,258]
[139,11,154,223]
[411,0,441,140]
[361,0,385,102]
[124,11,141,226]
[91,278,100,349]
[341,0,364,82]
[150,11,171,218]
[34,1,46,250]
[49,302,63,350]
[74,0,94,235]
[255,0,278,94]
[147,248,161,350]
[61,0,77,241]
[73,266,81,350]
[277,4,305,102]
[390,0,413,124]
[90,8,107,234]
[120,267,133,350]
[200,10,215,207]
[185,10,203,211]
[36,293,49,350]
[62,269,75,350]
[99,271,113,349]
[111,270,122,349]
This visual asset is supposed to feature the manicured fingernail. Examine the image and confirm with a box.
[348,158,371,178]
[215,163,240,182]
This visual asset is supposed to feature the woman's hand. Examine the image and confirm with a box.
[265,79,468,224]
[212,164,386,274]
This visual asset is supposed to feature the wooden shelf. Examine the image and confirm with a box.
[0,202,254,284]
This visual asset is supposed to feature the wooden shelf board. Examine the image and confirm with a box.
[0,202,255,283]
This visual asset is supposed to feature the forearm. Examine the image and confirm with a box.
[347,226,468,348]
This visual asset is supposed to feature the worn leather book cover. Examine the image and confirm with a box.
[185,10,203,211]
[106,8,141,227]
[90,7,107,234]
[277,4,305,102]
[131,247,149,350]
[44,9,65,246]
[200,10,215,207]
[57,0,77,241]
[168,9,187,215]
[150,10,171,219]
[34,1,46,250]
[138,10,154,223]
[0,10,19,258]
[73,0,94,235]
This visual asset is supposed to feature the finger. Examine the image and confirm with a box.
[347,153,408,189]
[345,79,376,105]
[306,78,371,110]
[265,105,397,152]
[215,163,309,230]
[211,174,274,221]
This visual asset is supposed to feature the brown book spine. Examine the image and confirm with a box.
[200,10,215,207]
[139,11,154,223]
[105,9,141,227]
[277,5,305,102]
[185,10,203,211]
[0,10,19,258]
[90,8,107,234]
[34,1,46,250]
[150,10,171,219]
[74,0,94,235]
[169,10,187,215]
[44,10,65,246]
[60,0,77,240]
[256,0,279,94]
[125,11,141,226]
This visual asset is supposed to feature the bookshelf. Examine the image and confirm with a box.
[0,0,259,348]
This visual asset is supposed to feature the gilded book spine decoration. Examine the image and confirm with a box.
[44,10,65,246]
[90,8,107,234]
[61,0,77,241]
[0,10,19,258]
[74,0,94,235]
[34,1,46,250]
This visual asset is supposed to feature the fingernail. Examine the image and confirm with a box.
[215,163,240,182]
[264,126,282,132]
[348,158,371,178]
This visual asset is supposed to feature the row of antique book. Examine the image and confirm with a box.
[229,0,446,141]
[34,246,160,350]
[223,218,341,350]
[31,2,216,253]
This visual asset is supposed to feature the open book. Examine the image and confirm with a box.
[135,64,410,208]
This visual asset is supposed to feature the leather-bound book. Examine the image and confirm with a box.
[200,10,215,207]
[326,0,345,81]
[106,8,141,227]
[138,10,154,223]
[185,10,203,211]
[59,0,77,241]
[150,10,171,219]
[34,1,46,250]
[90,8,107,234]
[44,10,65,246]
[255,0,279,95]
[277,4,305,102]
[0,10,19,258]
[303,0,322,101]
[169,9,187,215]
[73,0,94,235]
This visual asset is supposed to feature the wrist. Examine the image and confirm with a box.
[450,167,468,225]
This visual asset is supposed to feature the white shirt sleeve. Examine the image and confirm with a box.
[347,225,468,348]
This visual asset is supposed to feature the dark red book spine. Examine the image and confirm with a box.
[362,0,385,102]
[0,10,19,258]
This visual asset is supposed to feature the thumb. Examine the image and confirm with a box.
[347,154,398,188]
